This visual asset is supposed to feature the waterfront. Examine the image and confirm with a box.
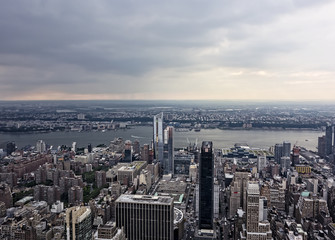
[0,126,323,151]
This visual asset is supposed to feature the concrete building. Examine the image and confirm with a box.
[141,144,150,163]
[97,222,127,240]
[116,194,174,240]
[257,156,267,173]
[245,182,271,240]
[36,140,46,153]
[68,186,83,205]
[34,185,61,205]
[117,161,147,186]
[95,170,107,188]
[0,183,13,208]
[228,171,250,218]
[189,164,197,182]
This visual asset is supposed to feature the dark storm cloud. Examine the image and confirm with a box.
[0,0,334,99]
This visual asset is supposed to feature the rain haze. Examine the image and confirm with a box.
[1,0,335,101]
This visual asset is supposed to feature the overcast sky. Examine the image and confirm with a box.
[1,1,335,101]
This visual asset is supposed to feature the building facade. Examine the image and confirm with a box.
[116,194,174,240]
[153,113,164,163]
[65,206,92,240]
[199,141,214,230]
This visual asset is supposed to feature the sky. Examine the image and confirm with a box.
[1,0,335,101]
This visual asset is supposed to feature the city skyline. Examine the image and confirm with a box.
[1,1,335,101]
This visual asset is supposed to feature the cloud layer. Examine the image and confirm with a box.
[1,0,335,100]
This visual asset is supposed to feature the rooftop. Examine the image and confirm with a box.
[116,194,173,205]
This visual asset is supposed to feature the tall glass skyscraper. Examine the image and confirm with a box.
[153,113,164,163]
[163,126,174,174]
[325,124,333,156]
[199,141,214,230]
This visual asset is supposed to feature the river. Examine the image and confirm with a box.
[0,126,323,151]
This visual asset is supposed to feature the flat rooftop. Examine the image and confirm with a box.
[116,194,173,205]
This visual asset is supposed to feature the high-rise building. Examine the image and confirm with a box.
[318,136,326,158]
[257,156,267,173]
[228,171,250,218]
[280,156,291,173]
[163,126,174,174]
[122,140,132,162]
[95,170,107,188]
[116,195,174,240]
[0,183,13,208]
[326,124,333,156]
[36,140,46,153]
[246,182,260,233]
[283,141,291,157]
[72,142,77,153]
[68,186,83,205]
[142,144,150,163]
[291,146,300,166]
[174,151,194,175]
[246,182,271,240]
[153,113,164,163]
[199,141,214,230]
[133,139,140,154]
[274,143,283,164]
[6,141,16,156]
[65,206,92,240]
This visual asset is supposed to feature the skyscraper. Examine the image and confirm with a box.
[199,141,214,230]
[142,144,150,163]
[65,206,92,240]
[6,141,16,156]
[153,113,164,163]
[36,140,46,153]
[246,182,271,240]
[274,143,283,164]
[318,136,326,158]
[122,140,132,162]
[257,156,267,173]
[291,145,300,166]
[116,195,174,240]
[325,124,333,156]
[163,126,174,174]
[283,141,291,157]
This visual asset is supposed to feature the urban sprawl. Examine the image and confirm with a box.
[1,102,335,239]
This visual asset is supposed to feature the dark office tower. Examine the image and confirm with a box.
[326,124,333,156]
[6,142,16,156]
[274,144,283,164]
[283,141,291,157]
[318,136,326,158]
[88,143,92,153]
[199,141,214,230]
[116,195,174,240]
[132,139,140,154]
[163,126,174,174]
[153,113,164,162]
[122,140,132,162]
[142,144,150,163]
